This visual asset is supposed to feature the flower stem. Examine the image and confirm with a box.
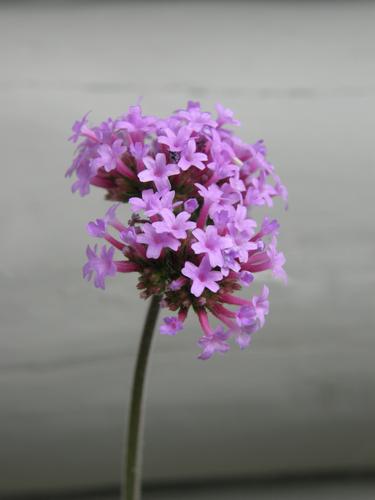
[123,294,161,500]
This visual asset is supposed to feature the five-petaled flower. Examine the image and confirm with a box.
[138,153,179,192]
[182,256,223,297]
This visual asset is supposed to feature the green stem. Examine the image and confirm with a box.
[123,294,161,500]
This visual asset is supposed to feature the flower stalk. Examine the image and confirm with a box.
[66,101,288,498]
[123,294,161,500]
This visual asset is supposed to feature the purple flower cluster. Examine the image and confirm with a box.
[67,101,287,359]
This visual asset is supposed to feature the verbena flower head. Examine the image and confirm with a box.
[67,101,287,360]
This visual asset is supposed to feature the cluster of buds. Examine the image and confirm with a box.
[66,101,287,359]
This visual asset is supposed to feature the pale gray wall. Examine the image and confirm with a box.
[0,0,375,495]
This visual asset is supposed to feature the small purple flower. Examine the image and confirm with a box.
[116,104,156,135]
[182,256,223,297]
[197,326,231,360]
[192,226,232,268]
[236,305,258,334]
[87,203,121,238]
[129,189,180,216]
[74,173,96,199]
[236,286,269,333]
[267,237,287,283]
[153,209,196,239]
[218,181,242,208]
[208,158,237,182]
[87,218,106,238]
[251,285,269,327]
[177,104,217,132]
[195,183,223,206]
[138,153,179,191]
[227,224,258,263]
[82,244,117,289]
[120,226,137,245]
[244,175,277,207]
[178,139,207,171]
[260,217,280,237]
[105,203,122,225]
[91,139,127,173]
[221,248,241,276]
[129,189,160,213]
[160,316,184,336]
[69,111,91,143]
[239,270,254,287]
[231,206,256,234]
[216,103,240,128]
[211,208,235,233]
[184,198,199,214]
[137,223,180,259]
[209,128,235,159]
[129,141,149,161]
[235,330,253,350]
[158,126,192,152]
[229,174,246,193]
[274,175,289,207]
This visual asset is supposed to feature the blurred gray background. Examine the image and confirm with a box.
[1,1,375,499]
